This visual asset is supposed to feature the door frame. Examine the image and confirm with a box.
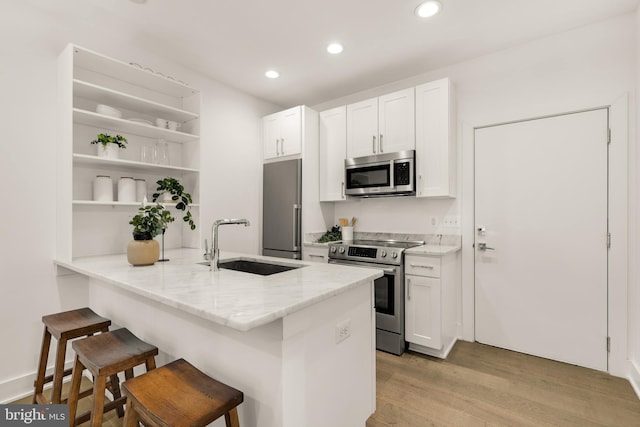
[460,94,629,377]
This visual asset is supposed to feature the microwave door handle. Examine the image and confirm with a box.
[389,160,394,188]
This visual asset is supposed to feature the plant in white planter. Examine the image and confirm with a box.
[152,177,196,230]
[91,133,128,159]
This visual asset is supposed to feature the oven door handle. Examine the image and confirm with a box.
[328,259,397,274]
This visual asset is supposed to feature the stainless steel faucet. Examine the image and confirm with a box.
[209,218,251,271]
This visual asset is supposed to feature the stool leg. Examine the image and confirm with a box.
[89,375,107,427]
[225,408,240,427]
[123,400,140,427]
[68,357,84,427]
[51,337,68,404]
[145,356,156,371]
[109,374,125,418]
[33,326,51,404]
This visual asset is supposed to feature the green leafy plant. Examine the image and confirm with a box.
[90,133,128,149]
[152,177,196,230]
[129,204,175,240]
[317,225,342,243]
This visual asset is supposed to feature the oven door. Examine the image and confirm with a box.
[327,259,402,333]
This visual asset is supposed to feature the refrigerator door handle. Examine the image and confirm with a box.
[293,204,301,250]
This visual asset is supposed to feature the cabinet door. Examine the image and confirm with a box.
[346,98,378,158]
[319,106,347,201]
[280,106,302,157]
[378,88,415,154]
[405,275,442,349]
[415,78,456,198]
[263,113,281,160]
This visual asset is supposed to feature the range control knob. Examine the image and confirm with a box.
[339,246,346,254]
[330,246,337,253]
[380,250,387,258]
[392,251,398,259]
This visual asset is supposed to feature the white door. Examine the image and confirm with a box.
[319,106,347,201]
[474,109,608,371]
[347,98,378,158]
[378,88,415,154]
[262,114,280,160]
[280,106,301,157]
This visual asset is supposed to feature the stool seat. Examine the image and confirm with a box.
[122,358,243,427]
[68,328,158,427]
[33,307,111,405]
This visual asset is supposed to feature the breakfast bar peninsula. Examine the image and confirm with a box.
[55,248,380,427]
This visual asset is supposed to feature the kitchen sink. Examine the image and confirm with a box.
[198,259,303,276]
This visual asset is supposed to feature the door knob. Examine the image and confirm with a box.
[478,242,495,251]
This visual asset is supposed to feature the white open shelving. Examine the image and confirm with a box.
[58,44,202,260]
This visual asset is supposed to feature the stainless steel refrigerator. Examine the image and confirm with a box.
[262,159,302,259]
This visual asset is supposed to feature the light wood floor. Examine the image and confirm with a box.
[16,341,640,426]
[367,341,640,427]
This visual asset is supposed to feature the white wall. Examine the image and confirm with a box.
[0,1,278,402]
[314,12,636,378]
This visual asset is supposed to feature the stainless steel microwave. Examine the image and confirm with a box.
[344,150,415,197]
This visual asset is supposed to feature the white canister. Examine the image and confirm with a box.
[342,226,354,241]
[117,177,136,202]
[135,179,147,203]
[93,175,113,202]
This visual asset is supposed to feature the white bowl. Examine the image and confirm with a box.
[96,104,122,118]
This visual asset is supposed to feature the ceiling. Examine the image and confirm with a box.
[25,0,640,107]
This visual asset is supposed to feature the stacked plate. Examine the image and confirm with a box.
[96,104,122,118]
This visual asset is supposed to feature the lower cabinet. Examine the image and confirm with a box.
[405,252,459,358]
[303,244,329,263]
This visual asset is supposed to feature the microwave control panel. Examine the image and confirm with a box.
[394,162,411,186]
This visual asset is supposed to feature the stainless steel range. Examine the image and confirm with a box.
[328,239,424,355]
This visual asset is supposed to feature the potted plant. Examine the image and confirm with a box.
[152,177,196,230]
[127,204,174,266]
[91,133,128,159]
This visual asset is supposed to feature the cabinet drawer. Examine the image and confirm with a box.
[303,245,329,263]
[405,255,440,278]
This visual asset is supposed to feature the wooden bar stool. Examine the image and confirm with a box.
[67,327,158,427]
[122,358,244,427]
[33,307,111,405]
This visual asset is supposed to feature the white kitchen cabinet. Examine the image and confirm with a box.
[263,106,302,160]
[346,88,414,158]
[415,78,456,198]
[302,244,329,263]
[57,44,201,260]
[319,106,347,201]
[405,252,458,358]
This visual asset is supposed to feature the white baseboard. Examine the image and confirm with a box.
[408,337,458,359]
[629,360,640,400]
[0,360,74,404]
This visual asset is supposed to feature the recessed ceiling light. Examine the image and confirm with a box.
[327,43,344,54]
[415,0,442,18]
[265,70,280,79]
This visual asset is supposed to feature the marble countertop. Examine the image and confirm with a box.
[405,244,461,256]
[55,249,382,332]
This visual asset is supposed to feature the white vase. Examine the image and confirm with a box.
[97,144,119,159]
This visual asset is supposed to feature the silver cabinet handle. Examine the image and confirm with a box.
[418,174,422,195]
[341,181,345,199]
[379,134,383,153]
[407,278,411,300]
[281,138,285,155]
[309,254,325,259]
[410,264,434,269]
[478,242,495,251]
[275,138,280,156]
[372,135,376,153]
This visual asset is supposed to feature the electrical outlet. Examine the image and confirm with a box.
[430,216,438,226]
[335,318,351,344]
[443,216,460,227]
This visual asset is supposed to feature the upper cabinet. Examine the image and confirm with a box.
[57,44,201,261]
[319,106,347,202]
[415,78,456,198]
[346,88,415,158]
[263,106,302,160]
